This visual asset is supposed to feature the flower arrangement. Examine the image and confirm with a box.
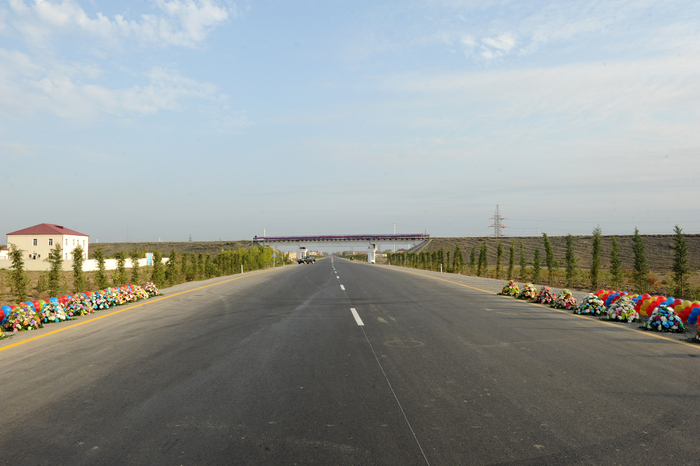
[606,296,640,323]
[144,282,161,297]
[535,286,557,304]
[574,294,606,315]
[87,291,109,311]
[133,285,149,300]
[643,305,685,333]
[551,289,578,310]
[65,295,95,317]
[39,302,70,323]
[3,305,42,332]
[517,283,537,300]
[498,280,520,296]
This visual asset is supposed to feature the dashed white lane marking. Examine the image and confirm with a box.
[340,285,345,290]
[336,276,340,279]
[350,308,364,326]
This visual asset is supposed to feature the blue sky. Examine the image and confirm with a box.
[1,0,699,243]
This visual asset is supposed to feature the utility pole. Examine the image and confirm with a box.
[393,223,396,253]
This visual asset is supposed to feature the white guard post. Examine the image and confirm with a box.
[368,243,377,264]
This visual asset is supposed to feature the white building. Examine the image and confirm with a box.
[6,223,89,261]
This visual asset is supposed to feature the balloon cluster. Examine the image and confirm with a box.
[614,293,700,323]
[517,283,537,301]
[535,286,557,304]
[643,305,685,333]
[0,283,161,334]
[551,289,578,310]
[606,296,639,323]
[574,294,606,315]
[498,280,520,297]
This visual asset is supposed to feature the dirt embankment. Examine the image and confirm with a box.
[88,240,256,258]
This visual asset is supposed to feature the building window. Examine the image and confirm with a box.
[49,239,53,246]
[73,239,75,246]
[33,239,37,246]
[65,239,68,246]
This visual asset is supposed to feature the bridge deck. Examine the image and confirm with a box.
[253,234,430,243]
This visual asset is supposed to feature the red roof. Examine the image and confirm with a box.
[7,223,88,237]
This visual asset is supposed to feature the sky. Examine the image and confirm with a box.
[1,0,699,244]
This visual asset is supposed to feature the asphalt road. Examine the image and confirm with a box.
[1,257,699,465]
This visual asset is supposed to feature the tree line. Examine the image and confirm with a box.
[3,243,288,303]
[387,226,694,299]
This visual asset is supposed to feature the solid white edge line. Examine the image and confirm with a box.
[350,308,364,326]
[340,284,345,290]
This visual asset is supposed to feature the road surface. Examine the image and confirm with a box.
[1,257,699,465]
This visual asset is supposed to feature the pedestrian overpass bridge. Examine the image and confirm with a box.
[252,234,430,263]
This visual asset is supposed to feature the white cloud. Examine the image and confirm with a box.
[480,32,515,59]
[8,0,234,48]
[0,48,222,119]
[385,55,700,128]
[0,141,34,157]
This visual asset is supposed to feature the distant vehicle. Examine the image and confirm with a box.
[297,255,316,264]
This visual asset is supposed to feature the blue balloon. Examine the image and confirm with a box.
[688,309,700,325]
[49,297,59,304]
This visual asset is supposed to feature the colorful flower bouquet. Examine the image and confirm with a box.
[3,305,42,332]
[87,291,110,311]
[498,280,520,296]
[551,289,578,310]
[535,286,557,304]
[65,295,95,317]
[643,305,685,333]
[517,283,537,300]
[39,302,70,323]
[144,282,161,297]
[606,296,640,323]
[574,294,606,315]
[133,285,149,300]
